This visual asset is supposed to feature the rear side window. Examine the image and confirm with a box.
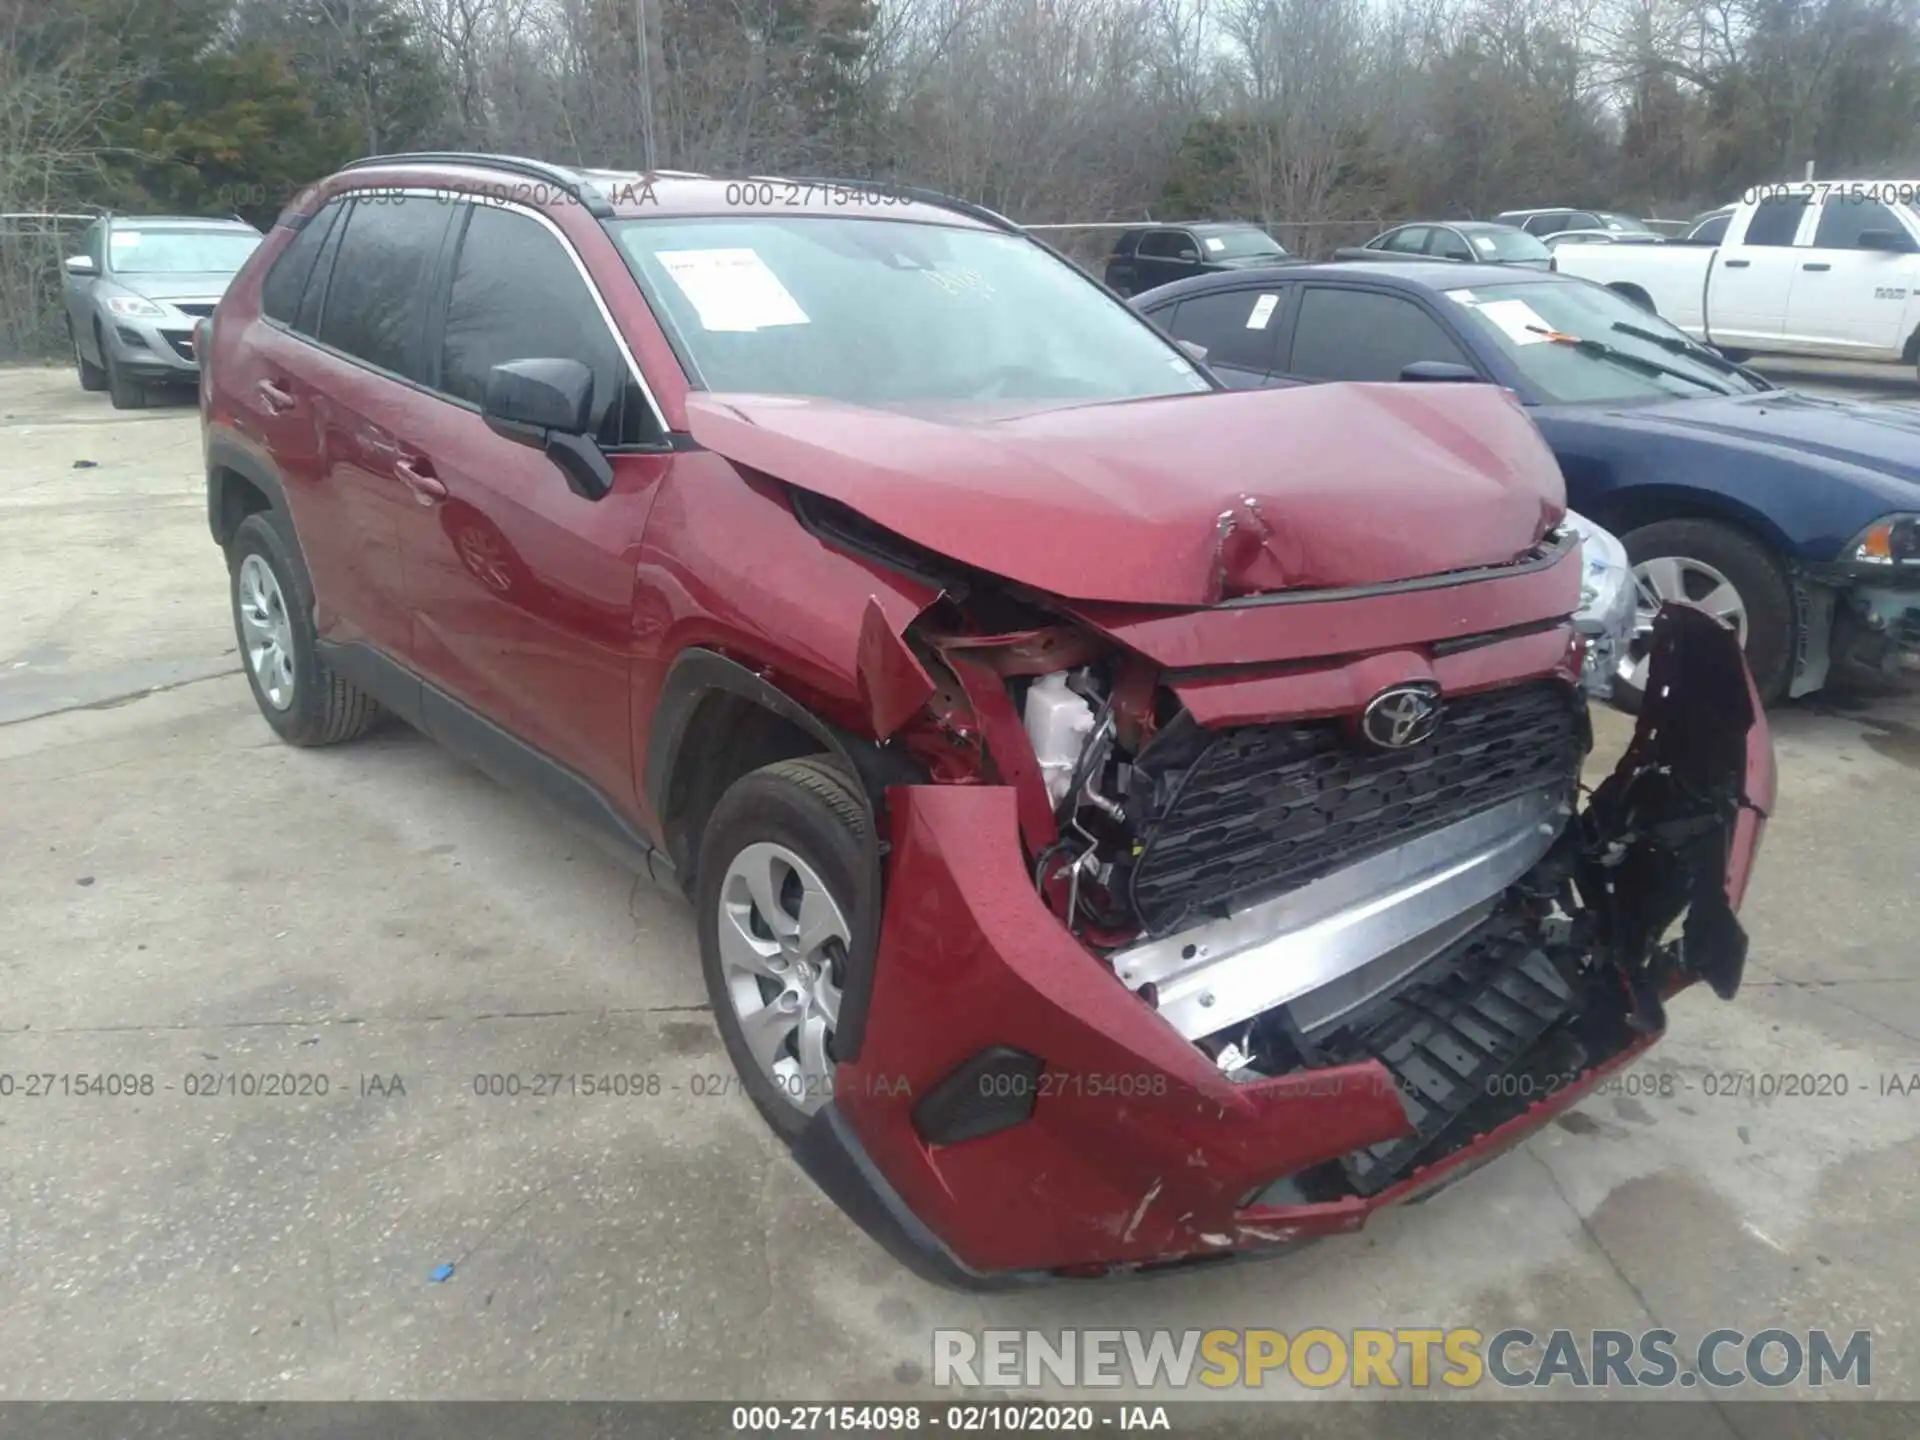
[316,195,449,379]
[1286,287,1471,382]
[1523,214,1565,236]
[437,204,657,448]
[261,200,345,325]
[1158,287,1286,371]
[1742,196,1810,247]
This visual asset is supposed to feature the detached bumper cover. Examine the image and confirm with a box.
[804,605,1772,1283]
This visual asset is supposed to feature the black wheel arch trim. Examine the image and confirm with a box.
[206,431,293,550]
[645,647,923,1064]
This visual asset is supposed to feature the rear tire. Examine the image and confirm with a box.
[227,512,379,746]
[1611,518,1793,712]
[102,329,146,410]
[71,321,106,392]
[694,755,873,1144]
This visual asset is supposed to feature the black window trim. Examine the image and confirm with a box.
[261,194,346,329]
[259,186,670,443]
[1272,279,1487,384]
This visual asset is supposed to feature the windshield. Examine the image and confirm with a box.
[1442,280,1765,402]
[109,228,259,275]
[1200,228,1286,260]
[610,216,1214,406]
[1464,229,1552,261]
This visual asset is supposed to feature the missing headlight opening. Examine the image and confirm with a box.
[909,598,1764,1208]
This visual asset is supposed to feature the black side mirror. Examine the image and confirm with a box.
[482,358,613,501]
[1400,360,1483,383]
[1856,228,1915,253]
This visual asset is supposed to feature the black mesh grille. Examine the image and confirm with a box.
[1126,681,1585,934]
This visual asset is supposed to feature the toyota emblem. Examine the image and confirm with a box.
[1360,683,1442,750]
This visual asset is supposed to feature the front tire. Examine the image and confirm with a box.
[694,756,873,1144]
[1612,518,1794,711]
[71,321,106,392]
[227,512,379,746]
[102,328,146,410]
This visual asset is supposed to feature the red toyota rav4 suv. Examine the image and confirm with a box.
[199,153,1774,1288]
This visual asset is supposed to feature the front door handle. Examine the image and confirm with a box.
[1802,261,1832,272]
[394,457,447,504]
[257,379,294,412]
[1723,258,1751,268]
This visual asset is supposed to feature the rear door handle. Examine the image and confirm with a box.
[1802,262,1832,272]
[257,379,294,412]
[1723,259,1751,268]
[394,456,447,504]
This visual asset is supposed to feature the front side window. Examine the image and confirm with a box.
[438,204,657,447]
[1139,230,1198,260]
[1441,280,1765,403]
[1812,197,1907,250]
[316,196,449,379]
[1431,230,1475,261]
[608,216,1213,406]
[107,228,260,276]
[1378,227,1430,254]
[1286,287,1471,381]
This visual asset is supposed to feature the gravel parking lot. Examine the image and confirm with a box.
[2,359,1917,1409]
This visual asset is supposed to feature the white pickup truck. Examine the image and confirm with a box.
[1551,182,1920,373]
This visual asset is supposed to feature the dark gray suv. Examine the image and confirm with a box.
[63,215,262,408]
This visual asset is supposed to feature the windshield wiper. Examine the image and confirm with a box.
[1524,325,1734,396]
[1610,320,1769,389]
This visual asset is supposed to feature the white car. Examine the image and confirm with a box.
[1564,511,1636,702]
[1550,182,1920,371]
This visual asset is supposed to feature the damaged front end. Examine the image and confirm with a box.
[798,546,1772,1287]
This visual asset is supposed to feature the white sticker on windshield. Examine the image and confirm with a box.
[656,248,809,332]
[1474,298,1554,345]
[1471,234,1497,253]
[1204,237,1226,253]
[1444,289,1479,306]
[110,231,141,248]
[1245,293,1280,328]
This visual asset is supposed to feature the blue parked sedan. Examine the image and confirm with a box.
[1133,261,1920,706]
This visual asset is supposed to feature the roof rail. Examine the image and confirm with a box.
[334,152,614,218]
[779,176,1023,235]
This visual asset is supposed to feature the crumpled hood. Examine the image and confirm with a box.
[685,384,1566,607]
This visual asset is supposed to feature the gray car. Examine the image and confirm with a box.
[63,216,262,408]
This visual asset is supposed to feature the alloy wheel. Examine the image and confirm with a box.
[716,841,849,1114]
[237,553,297,711]
[1616,553,1749,696]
